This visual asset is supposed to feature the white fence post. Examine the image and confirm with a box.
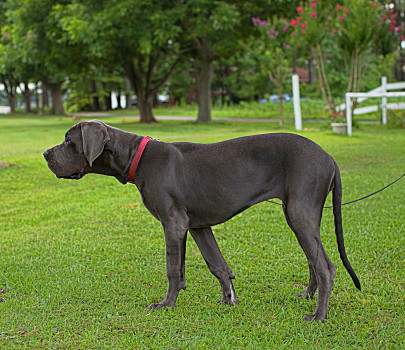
[346,93,352,136]
[292,74,302,131]
[381,76,387,125]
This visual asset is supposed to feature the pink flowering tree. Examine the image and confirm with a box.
[334,1,378,94]
[290,0,403,118]
[248,17,294,127]
[289,0,337,113]
[374,4,403,75]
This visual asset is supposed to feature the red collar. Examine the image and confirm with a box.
[128,136,151,184]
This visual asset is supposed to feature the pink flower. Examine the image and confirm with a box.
[371,3,377,9]
[311,2,316,8]
[339,15,345,22]
[283,25,289,32]
[333,29,337,35]
[325,26,329,31]
[283,42,290,48]
[291,18,298,26]
[335,4,341,11]
[302,29,306,34]
[296,6,303,13]
[344,9,349,14]
[301,23,306,29]
[389,9,394,14]
[396,25,402,31]
[311,11,317,18]
[400,35,404,41]
[297,16,302,21]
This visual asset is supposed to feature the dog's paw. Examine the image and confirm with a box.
[218,297,238,306]
[298,291,315,300]
[146,302,174,311]
[304,313,326,322]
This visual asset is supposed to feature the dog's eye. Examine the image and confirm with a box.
[65,140,73,146]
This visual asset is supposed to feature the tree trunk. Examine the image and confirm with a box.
[9,94,16,113]
[42,83,49,112]
[35,83,40,110]
[137,95,155,123]
[47,82,65,115]
[91,80,100,111]
[104,94,112,110]
[124,51,181,123]
[196,58,213,123]
[21,82,32,113]
[102,83,112,111]
[194,36,214,123]
[124,61,157,123]
[308,48,313,84]
[124,75,133,110]
[277,88,284,128]
[267,70,284,128]
[2,80,17,113]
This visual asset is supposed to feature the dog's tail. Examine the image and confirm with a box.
[332,161,361,291]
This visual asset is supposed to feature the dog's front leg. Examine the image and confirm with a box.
[147,222,188,310]
[190,227,237,305]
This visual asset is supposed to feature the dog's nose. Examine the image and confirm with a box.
[43,150,50,160]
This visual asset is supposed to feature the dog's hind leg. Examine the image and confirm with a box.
[190,227,237,305]
[299,262,318,300]
[283,200,336,322]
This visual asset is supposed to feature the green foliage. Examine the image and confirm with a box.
[0,0,403,115]
[334,0,378,54]
[387,109,405,128]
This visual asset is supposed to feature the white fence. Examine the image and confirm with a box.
[340,77,405,135]
[346,91,405,136]
[338,77,405,118]
[292,75,405,135]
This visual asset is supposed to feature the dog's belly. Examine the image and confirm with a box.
[183,170,284,228]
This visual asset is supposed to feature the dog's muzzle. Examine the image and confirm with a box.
[43,150,83,180]
[57,173,83,180]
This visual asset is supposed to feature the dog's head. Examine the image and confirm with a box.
[43,120,110,180]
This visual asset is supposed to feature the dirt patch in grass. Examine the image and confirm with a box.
[0,162,16,168]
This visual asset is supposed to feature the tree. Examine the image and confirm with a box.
[183,0,300,122]
[3,0,89,115]
[246,17,294,127]
[59,0,186,123]
[289,0,403,117]
[289,1,340,113]
[184,1,240,122]
[0,26,19,112]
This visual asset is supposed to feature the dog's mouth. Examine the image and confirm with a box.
[57,172,83,180]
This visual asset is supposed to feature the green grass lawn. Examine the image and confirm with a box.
[0,115,404,349]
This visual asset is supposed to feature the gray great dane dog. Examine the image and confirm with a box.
[43,120,361,322]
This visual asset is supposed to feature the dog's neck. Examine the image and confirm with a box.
[90,128,147,184]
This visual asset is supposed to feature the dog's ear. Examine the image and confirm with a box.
[81,120,110,167]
